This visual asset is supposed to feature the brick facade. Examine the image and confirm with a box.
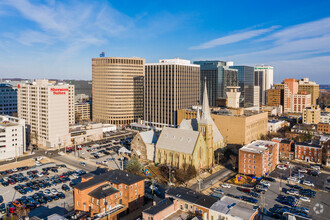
[317,123,330,134]
[271,138,294,160]
[295,142,322,164]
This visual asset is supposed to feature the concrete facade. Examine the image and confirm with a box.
[144,58,200,127]
[298,78,319,105]
[303,105,321,124]
[0,115,26,160]
[254,65,274,105]
[92,57,145,126]
[17,80,74,148]
[75,101,91,121]
[177,109,268,146]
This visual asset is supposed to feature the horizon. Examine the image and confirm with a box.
[0,0,329,83]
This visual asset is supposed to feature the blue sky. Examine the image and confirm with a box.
[0,0,330,83]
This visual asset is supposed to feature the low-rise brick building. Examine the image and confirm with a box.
[73,170,145,219]
[295,142,322,164]
[317,122,330,134]
[271,138,294,160]
[239,140,279,177]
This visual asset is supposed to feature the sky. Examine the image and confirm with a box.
[0,0,330,83]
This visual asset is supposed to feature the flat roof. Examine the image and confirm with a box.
[240,140,277,154]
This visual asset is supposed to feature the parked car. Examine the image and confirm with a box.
[213,188,224,194]
[299,197,311,202]
[221,183,231,188]
[302,180,314,187]
[0,203,6,214]
[80,162,87,167]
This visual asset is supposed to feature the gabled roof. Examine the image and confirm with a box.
[156,127,199,155]
[139,130,158,144]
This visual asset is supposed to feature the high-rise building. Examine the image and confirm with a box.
[145,58,200,127]
[0,115,26,160]
[75,101,91,122]
[0,83,17,116]
[229,65,256,107]
[254,65,274,105]
[303,105,321,124]
[92,57,145,125]
[273,79,311,113]
[17,80,74,148]
[193,61,237,107]
[267,88,283,106]
[297,78,319,105]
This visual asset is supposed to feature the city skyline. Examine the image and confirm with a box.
[0,0,329,83]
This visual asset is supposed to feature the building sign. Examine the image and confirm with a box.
[50,88,69,95]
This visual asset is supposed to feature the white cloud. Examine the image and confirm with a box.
[190,26,279,50]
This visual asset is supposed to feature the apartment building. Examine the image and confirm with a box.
[92,57,145,126]
[17,80,74,148]
[73,170,145,219]
[0,115,26,160]
[320,112,330,123]
[238,140,279,177]
[302,105,321,124]
[271,138,294,160]
[295,141,322,164]
[144,58,200,127]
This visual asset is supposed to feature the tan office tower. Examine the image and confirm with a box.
[92,57,145,125]
[145,58,200,127]
[17,80,74,148]
[298,78,319,105]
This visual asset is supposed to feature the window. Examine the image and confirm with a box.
[97,200,99,205]
[125,185,127,189]
[92,198,94,203]
[130,185,133,189]
[199,210,203,214]
[76,190,79,194]
[77,201,79,206]
[185,204,188,209]
[103,199,105,204]
[244,153,246,158]
[253,160,255,164]
[135,183,137,188]
[135,190,137,195]
[115,194,117,199]
[253,155,255,158]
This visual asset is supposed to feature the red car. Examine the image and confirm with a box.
[8,179,16,185]
[12,200,21,207]
[9,207,16,213]
[59,175,66,178]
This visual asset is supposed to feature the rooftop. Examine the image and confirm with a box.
[143,198,174,215]
[74,169,145,191]
[240,140,278,154]
[296,141,322,148]
[166,187,218,209]
[210,196,257,220]
[88,184,119,199]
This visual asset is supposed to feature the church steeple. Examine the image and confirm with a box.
[200,79,212,124]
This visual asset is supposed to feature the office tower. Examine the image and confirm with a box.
[92,57,145,125]
[145,58,200,127]
[0,115,26,160]
[297,78,319,105]
[75,101,91,122]
[17,80,74,148]
[254,65,274,105]
[0,83,17,116]
[226,86,241,108]
[229,65,256,107]
[267,88,283,106]
[193,61,237,107]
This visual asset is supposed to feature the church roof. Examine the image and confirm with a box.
[156,127,199,155]
[200,80,213,124]
[139,130,158,144]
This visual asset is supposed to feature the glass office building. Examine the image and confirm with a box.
[194,61,237,107]
[0,83,17,116]
[229,65,255,107]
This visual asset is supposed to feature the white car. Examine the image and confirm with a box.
[299,169,308,173]
[299,197,311,202]
[262,181,270,187]
[302,180,314,187]
[5,157,14,161]
[12,168,18,172]
[36,156,44,161]
[44,189,52,196]
[221,183,231,188]
[35,161,42,166]
[37,173,44,177]
[311,166,320,170]
[51,188,58,195]
[293,174,304,179]
[288,190,299,196]
[287,177,299,183]
[277,165,287,170]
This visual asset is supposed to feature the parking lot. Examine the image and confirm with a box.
[205,176,330,220]
[0,162,84,219]
[65,134,134,170]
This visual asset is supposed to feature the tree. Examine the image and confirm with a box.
[126,155,142,174]
[229,154,238,170]
[174,164,197,185]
